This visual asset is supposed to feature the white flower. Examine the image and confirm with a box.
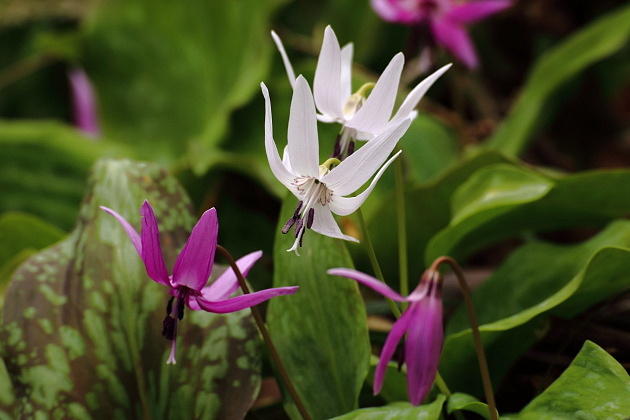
[272,25,451,158]
[262,76,411,254]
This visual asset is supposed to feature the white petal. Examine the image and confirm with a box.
[345,53,404,137]
[311,205,359,242]
[261,82,296,189]
[392,63,452,121]
[322,117,411,196]
[328,151,401,216]
[271,30,296,88]
[313,26,344,121]
[340,42,354,101]
[287,76,320,178]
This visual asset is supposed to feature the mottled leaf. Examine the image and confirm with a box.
[330,395,445,420]
[267,194,370,420]
[485,3,630,156]
[502,341,630,420]
[1,159,261,419]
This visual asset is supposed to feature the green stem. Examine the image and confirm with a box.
[355,209,401,318]
[216,245,312,420]
[393,157,409,309]
[431,257,498,420]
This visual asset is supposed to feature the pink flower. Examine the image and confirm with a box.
[101,200,298,364]
[67,67,100,137]
[328,267,443,405]
[371,0,510,68]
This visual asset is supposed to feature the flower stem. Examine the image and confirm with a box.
[355,209,401,318]
[216,245,312,420]
[393,157,409,309]
[431,257,498,420]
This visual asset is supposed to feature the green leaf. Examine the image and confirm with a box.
[503,341,630,420]
[0,159,262,419]
[446,393,493,419]
[330,395,445,420]
[0,212,64,266]
[426,168,630,263]
[82,0,287,171]
[267,194,370,420]
[450,164,554,225]
[485,3,630,156]
[0,120,127,230]
[439,220,630,395]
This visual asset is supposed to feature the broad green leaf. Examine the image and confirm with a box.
[365,151,511,286]
[366,355,408,403]
[0,159,261,419]
[426,168,630,263]
[450,164,554,225]
[503,341,630,420]
[0,212,64,266]
[439,220,630,395]
[0,357,15,420]
[267,194,370,420]
[82,0,287,172]
[330,395,445,420]
[0,120,127,230]
[446,393,493,419]
[485,3,630,156]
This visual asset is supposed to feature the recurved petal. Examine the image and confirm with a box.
[271,30,297,88]
[392,64,452,121]
[172,208,218,290]
[405,298,444,405]
[322,117,411,196]
[139,201,171,286]
[328,268,406,301]
[100,206,142,257]
[195,286,299,314]
[201,251,263,301]
[328,151,400,216]
[447,0,511,24]
[310,205,359,243]
[340,42,354,102]
[346,53,404,136]
[373,308,413,394]
[287,76,320,178]
[313,26,344,120]
[261,82,297,189]
[431,20,478,69]
[370,0,423,23]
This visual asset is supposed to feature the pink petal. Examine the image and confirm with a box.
[138,201,170,286]
[404,298,443,405]
[68,67,100,137]
[373,308,413,394]
[431,19,478,69]
[201,251,263,301]
[370,0,424,24]
[172,208,218,290]
[100,206,142,257]
[328,268,407,301]
[194,286,299,314]
[447,0,511,24]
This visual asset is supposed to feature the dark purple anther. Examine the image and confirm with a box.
[347,140,355,157]
[294,218,304,238]
[306,208,315,229]
[331,134,341,159]
[162,316,176,340]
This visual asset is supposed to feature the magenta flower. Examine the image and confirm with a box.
[67,67,100,137]
[328,267,443,405]
[371,0,510,69]
[101,201,298,364]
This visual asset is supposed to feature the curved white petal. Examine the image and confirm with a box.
[346,53,404,137]
[311,205,359,243]
[287,76,320,178]
[392,63,452,121]
[322,117,411,196]
[316,113,340,124]
[340,42,354,102]
[261,82,295,189]
[271,30,297,88]
[328,151,401,216]
[313,26,344,121]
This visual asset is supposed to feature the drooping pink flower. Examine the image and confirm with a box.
[328,267,443,405]
[67,67,100,137]
[371,0,511,69]
[101,200,298,364]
